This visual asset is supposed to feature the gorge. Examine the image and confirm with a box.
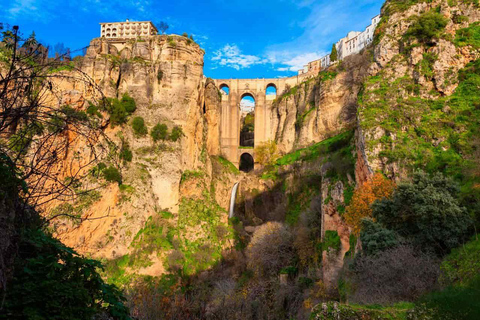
[1,0,480,319]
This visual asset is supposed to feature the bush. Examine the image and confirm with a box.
[103,166,122,184]
[419,274,480,320]
[255,140,279,167]
[0,228,130,320]
[108,99,128,127]
[131,116,148,136]
[405,11,448,44]
[246,222,295,276]
[360,218,399,256]
[321,230,341,252]
[119,142,133,163]
[121,92,136,113]
[104,93,136,127]
[372,171,473,255]
[439,236,480,287]
[169,126,183,142]
[350,245,440,304]
[151,123,169,142]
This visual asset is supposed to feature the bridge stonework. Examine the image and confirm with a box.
[213,75,309,168]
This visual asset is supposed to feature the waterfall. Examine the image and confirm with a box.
[229,182,240,218]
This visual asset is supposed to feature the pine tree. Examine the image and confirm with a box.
[330,43,338,62]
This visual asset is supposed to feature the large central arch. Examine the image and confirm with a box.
[213,76,309,168]
[240,93,255,148]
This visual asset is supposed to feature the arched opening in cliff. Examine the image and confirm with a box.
[239,153,254,173]
[219,84,229,96]
[240,93,255,147]
[266,83,277,96]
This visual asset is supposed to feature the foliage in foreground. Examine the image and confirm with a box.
[1,228,130,320]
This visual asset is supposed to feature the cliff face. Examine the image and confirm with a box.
[46,35,234,279]
[269,52,371,155]
[359,0,480,179]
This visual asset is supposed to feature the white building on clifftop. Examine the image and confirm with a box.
[298,14,381,75]
[100,20,158,39]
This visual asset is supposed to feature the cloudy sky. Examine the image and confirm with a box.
[0,0,384,79]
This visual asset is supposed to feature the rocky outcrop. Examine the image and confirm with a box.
[270,52,371,154]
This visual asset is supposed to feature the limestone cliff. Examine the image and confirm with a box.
[359,0,480,179]
[44,35,235,280]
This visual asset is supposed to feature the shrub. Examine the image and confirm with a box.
[360,218,399,256]
[1,228,130,320]
[350,245,440,304]
[439,236,480,287]
[372,171,473,255]
[246,222,295,276]
[151,123,169,141]
[321,230,341,252]
[169,126,183,142]
[419,274,480,320]
[121,92,136,113]
[131,116,148,136]
[119,142,133,163]
[405,11,448,44]
[344,173,395,236]
[104,93,136,127]
[254,140,279,167]
[108,99,128,127]
[103,166,122,184]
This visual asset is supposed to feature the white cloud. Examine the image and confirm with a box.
[267,51,327,72]
[212,44,266,70]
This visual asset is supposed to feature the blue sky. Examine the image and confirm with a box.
[0,0,384,79]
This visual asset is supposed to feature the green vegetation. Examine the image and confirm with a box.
[359,58,480,223]
[311,301,414,320]
[169,126,183,141]
[455,22,480,49]
[372,171,472,255]
[213,155,240,174]
[1,228,130,320]
[100,93,137,127]
[330,43,337,61]
[360,218,398,256]
[321,230,341,252]
[119,141,133,163]
[180,170,204,183]
[404,11,448,44]
[103,166,122,185]
[151,123,168,141]
[440,236,480,286]
[131,116,148,136]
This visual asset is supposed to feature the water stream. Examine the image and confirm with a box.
[229,182,240,218]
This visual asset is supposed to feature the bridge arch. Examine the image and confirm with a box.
[266,83,277,96]
[219,83,230,96]
[240,93,255,148]
[239,153,254,172]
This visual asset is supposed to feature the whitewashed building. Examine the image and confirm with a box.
[298,14,381,75]
[100,20,158,39]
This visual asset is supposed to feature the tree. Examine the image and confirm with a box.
[246,222,295,276]
[360,218,398,256]
[372,171,473,255]
[0,25,107,207]
[330,43,338,62]
[344,173,395,236]
[255,140,279,167]
[157,21,169,34]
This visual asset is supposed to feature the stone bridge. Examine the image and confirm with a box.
[213,75,309,170]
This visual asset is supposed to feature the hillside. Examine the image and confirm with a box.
[1,0,480,319]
